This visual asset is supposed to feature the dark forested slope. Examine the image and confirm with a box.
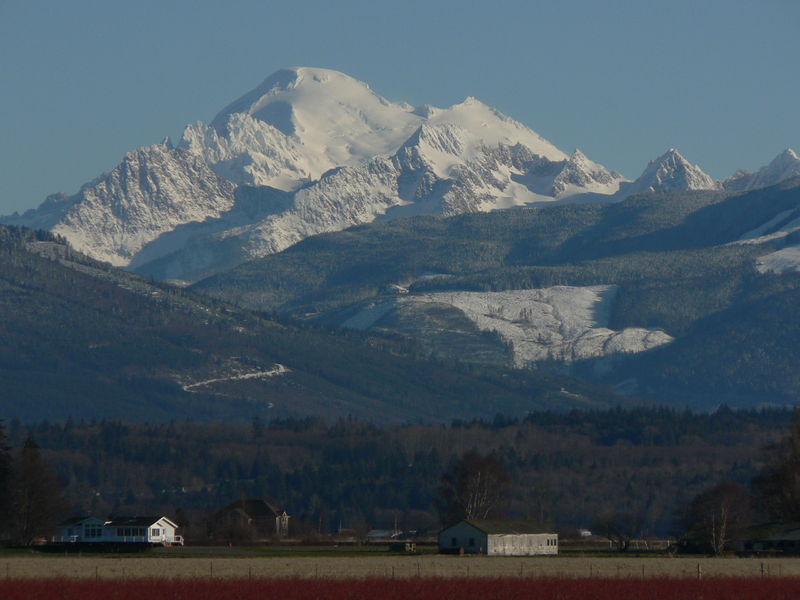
[0,225,622,423]
[191,180,800,408]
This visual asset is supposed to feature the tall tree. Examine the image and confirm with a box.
[437,450,511,525]
[683,481,751,555]
[11,434,67,545]
[752,410,800,522]
[0,421,12,536]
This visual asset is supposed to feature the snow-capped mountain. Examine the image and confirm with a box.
[5,66,796,283]
[618,148,718,198]
[3,67,625,281]
[723,148,800,192]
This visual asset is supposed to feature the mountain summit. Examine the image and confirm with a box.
[723,148,800,191]
[621,148,718,197]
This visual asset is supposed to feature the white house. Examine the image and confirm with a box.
[56,516,182,546]
[438,520,558,556]
[58,517,107,542]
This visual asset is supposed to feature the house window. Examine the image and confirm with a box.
[151,528,161,537]
[468,538,475,547]
[85,525,102,538]
[451,537,457,546]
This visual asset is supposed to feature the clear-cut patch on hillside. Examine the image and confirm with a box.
[341,285,673,367]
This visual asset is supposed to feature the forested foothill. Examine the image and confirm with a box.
[193,178,800,409]
[0,224,623,424]
[2,407,795,546]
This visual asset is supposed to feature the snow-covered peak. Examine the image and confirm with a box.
[181,67,574,194]
[210,67,423,166]
[550,149,626,197]
[724,148,800,192]
[425,96,567,163]
[622,148,717,197]
[760,148,800,182]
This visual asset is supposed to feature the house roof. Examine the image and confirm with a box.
[748,522,800,541]
[59,516,104,527]
[219,498,283,519]
[462,519,553,535]
[106,516,175,528]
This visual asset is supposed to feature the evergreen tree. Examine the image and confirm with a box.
[11,434,67,545]
[752,410,800,522]
[0,421,12,536]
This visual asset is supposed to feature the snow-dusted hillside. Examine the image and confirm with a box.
[338,286,673,367]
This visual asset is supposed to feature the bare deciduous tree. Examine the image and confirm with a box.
[437,450,511,525]
[593,509,645,552]
[683,481,751,555]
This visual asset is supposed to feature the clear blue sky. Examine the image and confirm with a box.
[1,0,798,214]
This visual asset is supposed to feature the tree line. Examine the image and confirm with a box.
[1,407,796,547]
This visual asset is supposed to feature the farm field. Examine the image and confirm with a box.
[1,555,799,580]
[2,576,800,600]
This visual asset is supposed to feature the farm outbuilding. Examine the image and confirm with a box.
[743,523,800,555]
[438,520,558,556]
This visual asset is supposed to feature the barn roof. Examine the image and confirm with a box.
[464,519,552,535]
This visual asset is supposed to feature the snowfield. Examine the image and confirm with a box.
[342,285,673,366]
[755,246,800,274]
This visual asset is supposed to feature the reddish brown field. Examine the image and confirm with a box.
[1,555,797,579]
[3,576,800,600]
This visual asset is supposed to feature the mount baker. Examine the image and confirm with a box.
[4,67,799,283]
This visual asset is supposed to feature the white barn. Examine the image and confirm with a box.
[57,516,182,546]
[438,520,558,556]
